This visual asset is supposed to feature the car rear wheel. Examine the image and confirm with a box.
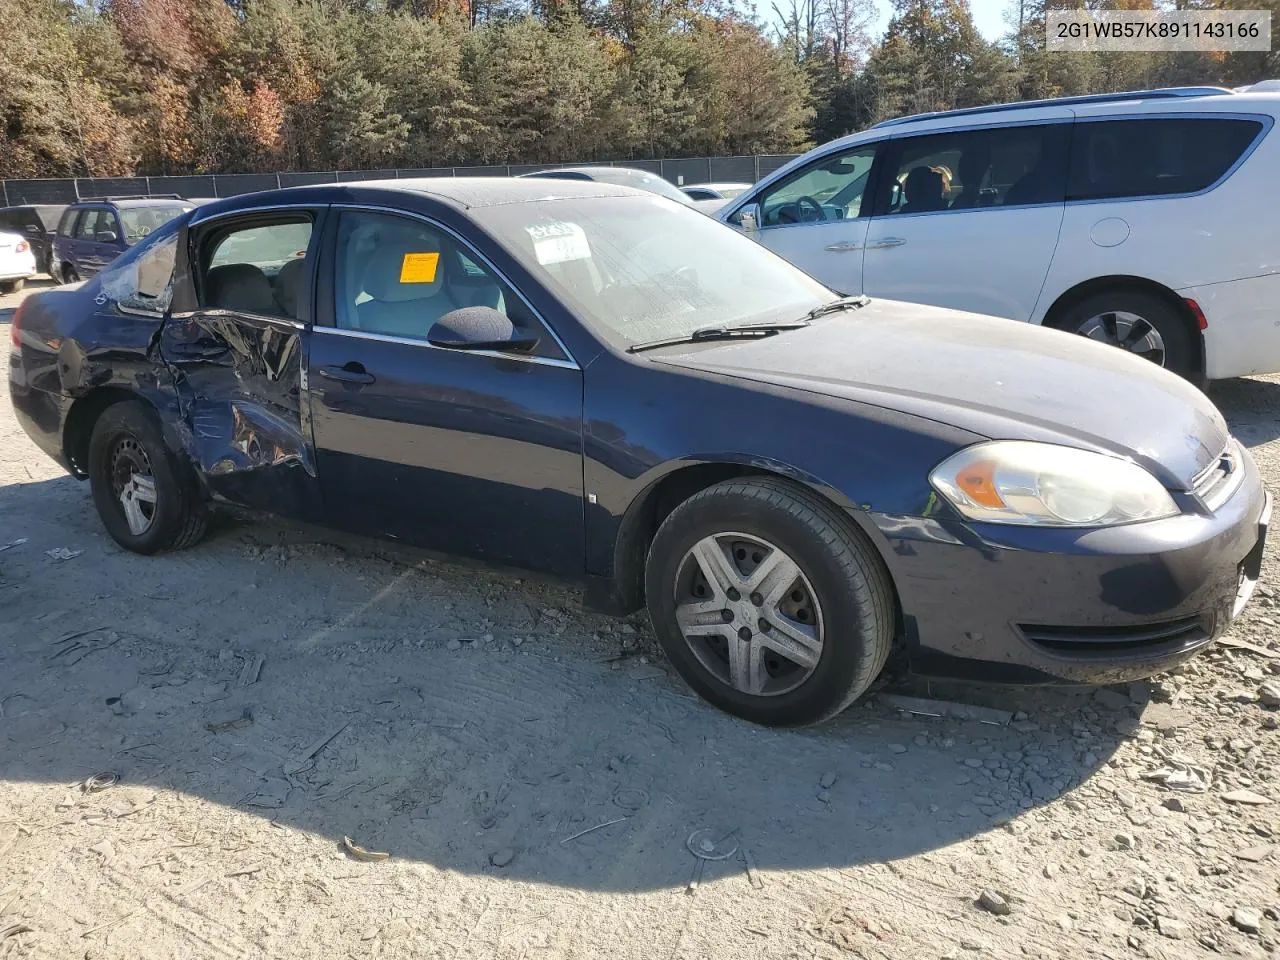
[60,263,79,285]
[1058,290,1194,379]
[87,401,208,554]
[645,477,894,726]
[0,279,24,294]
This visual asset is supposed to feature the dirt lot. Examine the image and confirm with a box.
[2,278,1279,960]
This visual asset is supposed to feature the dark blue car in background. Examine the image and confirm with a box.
[8,178,1269,726]
[50,197,192,284]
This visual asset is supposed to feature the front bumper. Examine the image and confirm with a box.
[867,447,1270,685]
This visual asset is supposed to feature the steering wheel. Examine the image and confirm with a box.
[776,196,828,225]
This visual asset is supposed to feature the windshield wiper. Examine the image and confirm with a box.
[626,321,810,354]
[805,295,871,321]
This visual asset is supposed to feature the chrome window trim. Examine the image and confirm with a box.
[327,202,580,369]
[190,201,321,229]
[313,325,579,370]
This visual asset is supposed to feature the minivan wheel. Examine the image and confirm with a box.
[87,402,208,554]
[61,263,79,285]
[0,279,22,294]
[645,477,894,726]
[1059,290,1194,379]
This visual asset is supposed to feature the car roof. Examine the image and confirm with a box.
[190,176,646,221]
[82,198,193,209]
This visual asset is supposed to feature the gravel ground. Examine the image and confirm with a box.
[2,278,1279,960]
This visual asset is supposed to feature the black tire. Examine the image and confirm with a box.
[1057,290,1195,379]
[645,477,895,726]
[87,401,208,554]
[61,263,78,285]
[0,279,23,294]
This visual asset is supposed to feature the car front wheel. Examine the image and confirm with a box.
[645,477,895,726]
[87,401,208,554]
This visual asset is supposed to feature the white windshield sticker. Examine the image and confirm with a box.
[526,222,590,265]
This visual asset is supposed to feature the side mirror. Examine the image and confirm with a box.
[95,230,119,244]
[733,203,761,234]
[427,306,539,353]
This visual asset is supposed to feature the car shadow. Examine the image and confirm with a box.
[0,473,1142,893]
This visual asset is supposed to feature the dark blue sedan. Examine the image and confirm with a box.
[8,179,1270,725]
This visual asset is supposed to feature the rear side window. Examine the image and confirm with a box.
[877,123,1071,215]
[1067,118,1263,201]
[199,219,314,320]
[58,209,77,235]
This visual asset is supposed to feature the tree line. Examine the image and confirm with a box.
[1,0,1276,180]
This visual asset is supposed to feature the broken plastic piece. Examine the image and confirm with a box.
[686,828,739,861]
[879,693,1012,725]
[342,836,390,862]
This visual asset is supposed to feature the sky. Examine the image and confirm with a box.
[866,0,1012,43]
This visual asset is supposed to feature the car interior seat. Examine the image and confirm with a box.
[204,263,279,315]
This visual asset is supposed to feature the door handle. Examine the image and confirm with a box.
[319,363,376,385]
[867,237,907,249]
[824,241,862,252]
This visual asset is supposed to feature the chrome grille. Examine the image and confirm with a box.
[1192,442,1243,511]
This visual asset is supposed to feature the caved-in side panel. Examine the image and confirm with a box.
[160,313,322,520]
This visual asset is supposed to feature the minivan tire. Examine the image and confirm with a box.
[645,476,895,726]
[0,279,22,294]
[1057,290,1195,379]
[88,401,208,554]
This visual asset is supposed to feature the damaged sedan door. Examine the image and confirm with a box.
[161,206,328,518]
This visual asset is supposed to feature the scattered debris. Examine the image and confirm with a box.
[238,652,266,686]
[1232,907,1263,934]
[225,864,263,878]
[0,923,33,940]
[0,538,28,552]
[1162,796,1189,813]
[1233,844,1276,862]
[283,722,349,775]
[341,836,389,862]
[879,694,1012,725]
[561,816,628,844]
[685,828,739,860]
[741,846,763,889]
[819,771,837,789]
[81,773,118,793]
[205,709,254,733]
[1258,680,1280,707]
[47,628,119,666]
[1222,789,1272,806]
[1219,637,1280,659]
[1140,756,1211,793]
[976,890,1012,916]
[1155,917,1187,939]
[611,787,649,812]
[44,547,84,562]
[488,847,515,868]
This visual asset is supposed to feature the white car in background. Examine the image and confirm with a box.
[717,83,1280,381]
[681,182,753,202]
[0,230,36,294]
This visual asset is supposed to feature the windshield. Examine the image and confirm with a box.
[589,170,692,205]
[119,205,192,245]
[477,195,834,347]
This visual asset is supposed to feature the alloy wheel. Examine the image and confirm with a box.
[109,437,157,536]
[1077,310,1166,365]
[672,532,823,696]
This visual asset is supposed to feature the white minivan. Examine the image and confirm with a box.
[717,85,1280,381]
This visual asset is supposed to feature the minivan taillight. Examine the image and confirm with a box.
[14,240,28,254]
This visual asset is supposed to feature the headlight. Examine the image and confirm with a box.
[929,441,1179,527]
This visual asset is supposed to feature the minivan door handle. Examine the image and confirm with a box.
[319,363,376,385]
[824,241,862,252]
[867,237,907,249]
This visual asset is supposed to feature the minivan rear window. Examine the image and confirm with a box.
[1067,118,1263,201]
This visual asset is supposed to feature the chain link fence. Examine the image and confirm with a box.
[0,155,802,206]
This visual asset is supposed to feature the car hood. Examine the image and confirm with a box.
[651,299,1230,488]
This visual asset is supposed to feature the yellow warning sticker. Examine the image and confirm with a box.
[399,252,440,283]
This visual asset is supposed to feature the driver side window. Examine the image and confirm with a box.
[758,145,878,228]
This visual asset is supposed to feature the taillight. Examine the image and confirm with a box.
[14,240,28,254]
[1184,298,1209,330]
[10,298,25,350]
